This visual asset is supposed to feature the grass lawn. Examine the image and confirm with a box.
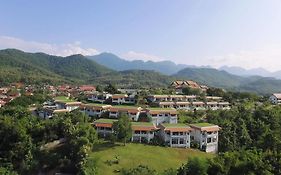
[90,142,214,175]
[54,96,76,102]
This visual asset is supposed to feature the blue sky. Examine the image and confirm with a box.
[1,0,281,71]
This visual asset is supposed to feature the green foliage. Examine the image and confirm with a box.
[0,49,111,85]
[137,112,152,122]
[112,113,132,145]
[178,157,209,175]
[120,165,157,175]
[104,83,119,94]
[208,150,278,175]
[182,87,201,95]
[206,105,281,152]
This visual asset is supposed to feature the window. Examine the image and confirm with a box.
[172,138,178,144]
[213,137,217,142]
[173,132,179,135]
[179,138,184,144]
[135,131,140,134]
[191,136,194,140]
[207,137,212,143]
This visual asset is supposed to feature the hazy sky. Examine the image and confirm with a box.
[1,0,281,71]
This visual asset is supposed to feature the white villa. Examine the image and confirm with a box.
[269,93,281,105]
[147,95,197,103]
[146,108,178,125]
[174,102,192,110]
[158,123,192,148]
[131,122,158,143]
[108,106,142,121]
[94,119,158,142]
[190,123,221,153]
[88,93,112,103]
[80,103,111,117]
[148,95,230,111]
[191,101,205,110]
[94,119,117,138]
[39,108,69,119]
[55,101,81,111]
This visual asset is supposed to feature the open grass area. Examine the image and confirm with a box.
[90,142,214,175]
[54,96,76,102]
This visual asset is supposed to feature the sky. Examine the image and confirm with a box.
[1,0,281,71]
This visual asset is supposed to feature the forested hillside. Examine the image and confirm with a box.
[174,67,281,94]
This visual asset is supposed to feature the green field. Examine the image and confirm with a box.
[54,96,76,102]
[90,142,214,175]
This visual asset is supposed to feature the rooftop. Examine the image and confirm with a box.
[131,122,154,126]
[162,123,189,128]
[94,119,117,123]
[190,123,215,127]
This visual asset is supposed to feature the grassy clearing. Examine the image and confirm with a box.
[90,142,214,175]
[54,96,76,102]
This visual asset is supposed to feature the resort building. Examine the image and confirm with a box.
[146,108,178,125]
[131,122,158,143]
[158,123,192,148]
[269,93,281,105]
[94,119,117,138]
[80,103,112,117]
[190,123,221,153]
[108,106,142,121]
[87,93,112,103]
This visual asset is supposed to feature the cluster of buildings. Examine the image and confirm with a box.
[94,119,220,153]
[0,84,22,108]
[170,80,208,94]
[36,95,221,153]
[148,95,230,110]
[38,96,82,119]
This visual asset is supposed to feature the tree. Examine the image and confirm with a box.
[104,83,119,94]
[121,165,156,175]
[178,157,209,175]
[112,113,132,145]
[182,87,201,96]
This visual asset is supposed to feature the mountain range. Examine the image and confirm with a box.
[88,53,202,75]
[89,52,281,80]
[1,48,281,94]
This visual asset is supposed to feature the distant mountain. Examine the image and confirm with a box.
[219,66,281,79]
[88,53,190,75]
[174,67,281,94]
[92,70,175,88]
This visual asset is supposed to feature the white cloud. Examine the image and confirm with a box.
[0,36,99,56]
[122,51,163,61]
[206,46,281,72]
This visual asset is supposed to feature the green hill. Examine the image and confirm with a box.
[0,49,172,87]
[0,49,112,85]
[91,70,175,88]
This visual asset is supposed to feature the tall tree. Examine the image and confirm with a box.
[112,112,132,145]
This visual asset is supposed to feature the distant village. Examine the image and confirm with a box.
[1,80,280,153]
